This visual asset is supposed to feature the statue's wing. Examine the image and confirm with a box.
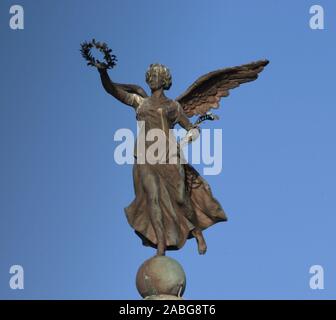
[176,60,269,117]
[114,83,148,98]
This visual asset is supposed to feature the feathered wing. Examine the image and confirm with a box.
[176,60,269,117]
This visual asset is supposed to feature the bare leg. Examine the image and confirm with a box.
[142,172,166,256]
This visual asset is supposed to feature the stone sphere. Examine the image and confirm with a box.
[136,256,186,298]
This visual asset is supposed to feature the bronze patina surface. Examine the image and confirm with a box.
[84,47,269,256]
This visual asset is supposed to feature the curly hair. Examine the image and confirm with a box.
[145,63,172,90]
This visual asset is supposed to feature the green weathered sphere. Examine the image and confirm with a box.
[136,256,186,298]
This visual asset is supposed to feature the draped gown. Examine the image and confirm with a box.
[124,95,227,250]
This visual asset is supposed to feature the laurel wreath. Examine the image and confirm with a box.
[80,39,117,69]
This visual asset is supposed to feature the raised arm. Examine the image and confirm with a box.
[98,67,142,108]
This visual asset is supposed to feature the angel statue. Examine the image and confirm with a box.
[82,42,269,256]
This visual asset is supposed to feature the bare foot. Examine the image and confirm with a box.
[192,229,207,255]
[197,239,207,255]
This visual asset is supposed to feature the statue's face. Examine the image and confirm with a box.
[147,69,164,91]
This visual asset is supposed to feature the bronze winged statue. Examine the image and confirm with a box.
[91,53,269,256]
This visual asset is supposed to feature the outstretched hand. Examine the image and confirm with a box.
[95,60,108,73]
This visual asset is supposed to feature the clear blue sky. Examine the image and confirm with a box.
[1,0,336,299]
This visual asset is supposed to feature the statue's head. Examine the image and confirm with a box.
[145,63,172,91]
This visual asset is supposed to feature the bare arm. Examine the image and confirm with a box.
[176,101,194,131]
[178,112,194,131]
[98,68,142,108]
[176,102,200,143]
